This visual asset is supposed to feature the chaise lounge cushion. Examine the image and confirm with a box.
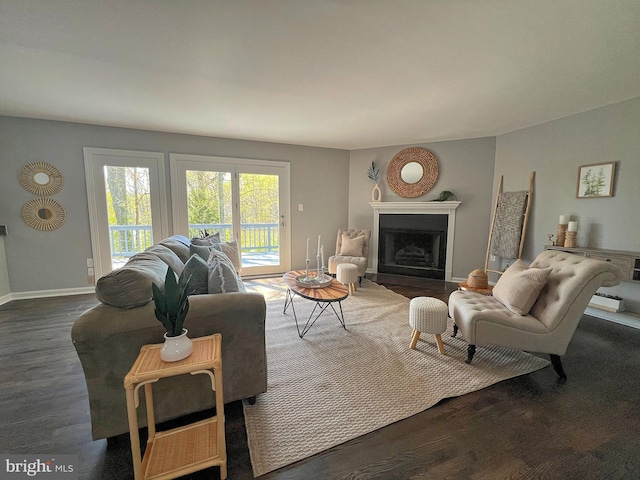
[492,259,552,315]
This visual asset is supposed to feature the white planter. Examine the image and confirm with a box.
[160,328,193,362]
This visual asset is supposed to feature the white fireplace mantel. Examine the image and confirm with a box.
[369,201,461,281]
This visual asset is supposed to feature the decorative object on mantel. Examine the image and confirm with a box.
[19,161,64,196]
[556,215,568,247]
[577,162,615,198]
[367,161,382,201]
[386,147,439,198]
[431,190,457,202]
[22,197,66,231]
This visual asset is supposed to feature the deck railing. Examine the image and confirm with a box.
[109,223,279,259]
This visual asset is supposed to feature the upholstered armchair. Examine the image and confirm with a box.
[327,228,371,286]
[448,250,623,381]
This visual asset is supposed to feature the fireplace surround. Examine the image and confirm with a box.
[370,201,461,281]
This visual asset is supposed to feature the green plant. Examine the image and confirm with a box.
[152,266,194,337]
[431,190,457,202]
[367,161,380,183]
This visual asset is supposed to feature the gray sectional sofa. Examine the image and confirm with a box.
[71,235,267,440]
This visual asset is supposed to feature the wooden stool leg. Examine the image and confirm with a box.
[410,329,420,349]
[435,333,446,355]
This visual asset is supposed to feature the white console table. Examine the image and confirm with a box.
[545,245,640,330]
[545,245,640,283]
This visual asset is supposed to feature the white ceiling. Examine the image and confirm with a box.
[1,1,639,150]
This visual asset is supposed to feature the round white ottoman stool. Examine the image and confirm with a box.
[336,263,359,295]
[409,296,448,354]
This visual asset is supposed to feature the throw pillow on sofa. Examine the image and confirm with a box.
[159,235,192,263]
[190,243,221,262]
[208,249,245,294]
[181,254,209,295]
[191,237,242,273]
[218,239,242,273]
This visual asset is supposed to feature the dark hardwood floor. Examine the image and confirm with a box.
[1,276,639,479]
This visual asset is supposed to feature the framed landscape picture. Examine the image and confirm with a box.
[576,162,616,198]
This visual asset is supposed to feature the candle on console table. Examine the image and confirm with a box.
[306,237,310,261]
[317,235,321,256]
[321,245,324,268]
[559,215,568,225]
[568,221,578,232]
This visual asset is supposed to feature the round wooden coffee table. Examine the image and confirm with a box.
[282,270,349,338]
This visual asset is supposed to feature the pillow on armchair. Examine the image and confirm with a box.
[493,259,552,315]
[340,234,365,257]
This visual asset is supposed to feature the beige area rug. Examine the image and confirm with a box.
[243,279,550,477]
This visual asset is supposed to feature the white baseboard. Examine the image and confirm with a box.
[2,286,95,304]
[0,292,11,306]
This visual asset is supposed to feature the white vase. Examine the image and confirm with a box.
[371,183,382,202]
[160,328,193,362]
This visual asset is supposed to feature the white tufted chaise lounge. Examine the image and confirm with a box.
[448,250,623,381]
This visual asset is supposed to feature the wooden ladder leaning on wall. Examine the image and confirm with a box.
[484,171,535,276]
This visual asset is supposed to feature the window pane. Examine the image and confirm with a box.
[239,173,279,267]
[185,170,233,240]
[104,166,152,268]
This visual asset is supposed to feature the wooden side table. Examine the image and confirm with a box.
[124,334,227,480]
[458,282,494,296]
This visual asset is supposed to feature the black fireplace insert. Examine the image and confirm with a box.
[378,214,447,279]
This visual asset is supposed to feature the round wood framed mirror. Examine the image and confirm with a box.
[22,197,67,231]
[19,161,64,196]
[386,147,439,198]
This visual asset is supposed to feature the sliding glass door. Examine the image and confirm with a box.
[170,154,290,276]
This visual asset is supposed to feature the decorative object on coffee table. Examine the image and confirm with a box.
[386,147,439,198]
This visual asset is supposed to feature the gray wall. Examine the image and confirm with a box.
[0,116,349,294]
[348,137,497,280]
[494,97,640,312]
